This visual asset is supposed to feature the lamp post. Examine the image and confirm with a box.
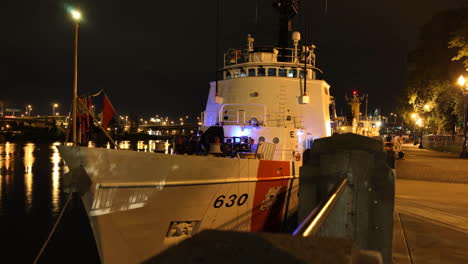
[411,113,418,145]
[27,105,32,117]
[416,118,423,148]
[390,113,397,124]
[458,75,468,158]
[52,103,59,116]
[417,104,430,149]
[70,8,81,146]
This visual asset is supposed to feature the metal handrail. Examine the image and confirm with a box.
[292,177,348,237]
[224,47,312,66]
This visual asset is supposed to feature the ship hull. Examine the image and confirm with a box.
[58,146,299,263]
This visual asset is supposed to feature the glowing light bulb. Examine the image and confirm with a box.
[70,9,82,21]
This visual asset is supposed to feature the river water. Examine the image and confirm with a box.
[0,142,102,263]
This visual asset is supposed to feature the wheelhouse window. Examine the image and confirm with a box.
[268,68,277,76]
[248,68,256,77]
[257,68,266,76]
[299,70,305,78]
[226,71,231,79]
[288,69,297,78]
[240,70,247,77]
[279,68,287,77]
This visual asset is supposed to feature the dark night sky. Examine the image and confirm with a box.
[1,0,467,117]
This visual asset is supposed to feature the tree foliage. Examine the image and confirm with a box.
[406,81,460,133]
[449,23,468,70]
[402,8,468,134]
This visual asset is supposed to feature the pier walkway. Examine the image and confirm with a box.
[393,144,468,264]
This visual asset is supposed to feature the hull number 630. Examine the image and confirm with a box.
[213,194,248,208]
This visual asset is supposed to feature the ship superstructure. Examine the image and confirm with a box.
[337,91,381,136]
[203,32,331,165]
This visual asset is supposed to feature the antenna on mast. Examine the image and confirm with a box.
[255,0,259,24]
[325,0,328,15]
[273,0,300,47]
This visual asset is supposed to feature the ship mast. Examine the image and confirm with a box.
[274,0,300,48]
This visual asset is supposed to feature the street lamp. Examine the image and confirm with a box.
[52,103,59,116]
[69,8,81,146]
[421,104,431,148]
[26,105,32,116]
[458,75,468,158]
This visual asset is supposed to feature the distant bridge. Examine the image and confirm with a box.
[0,116,68,127]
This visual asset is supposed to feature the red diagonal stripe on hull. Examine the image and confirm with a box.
[250,160,291,232]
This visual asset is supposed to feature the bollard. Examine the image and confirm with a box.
[299,133,395,264]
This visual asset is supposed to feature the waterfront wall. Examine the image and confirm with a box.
[422,134,464,153]
[299,133,394,264]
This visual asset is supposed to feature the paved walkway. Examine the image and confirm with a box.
[393,145,468,264]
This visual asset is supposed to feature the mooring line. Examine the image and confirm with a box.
[33,192,73,264]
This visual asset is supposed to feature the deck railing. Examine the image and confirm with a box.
[224,47,315,67]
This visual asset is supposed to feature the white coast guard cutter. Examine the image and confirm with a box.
[58,2,332,263]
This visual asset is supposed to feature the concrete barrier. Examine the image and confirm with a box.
[299,133,395,264]
[145,230,382,264]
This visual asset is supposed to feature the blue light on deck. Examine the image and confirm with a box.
[233,127,253,137]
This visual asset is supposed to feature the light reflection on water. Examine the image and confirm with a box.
[23,143,35,210]
[0,141,101,262]
[0,142,68,216]
[50,142,68,212]
[0,142,16,211]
